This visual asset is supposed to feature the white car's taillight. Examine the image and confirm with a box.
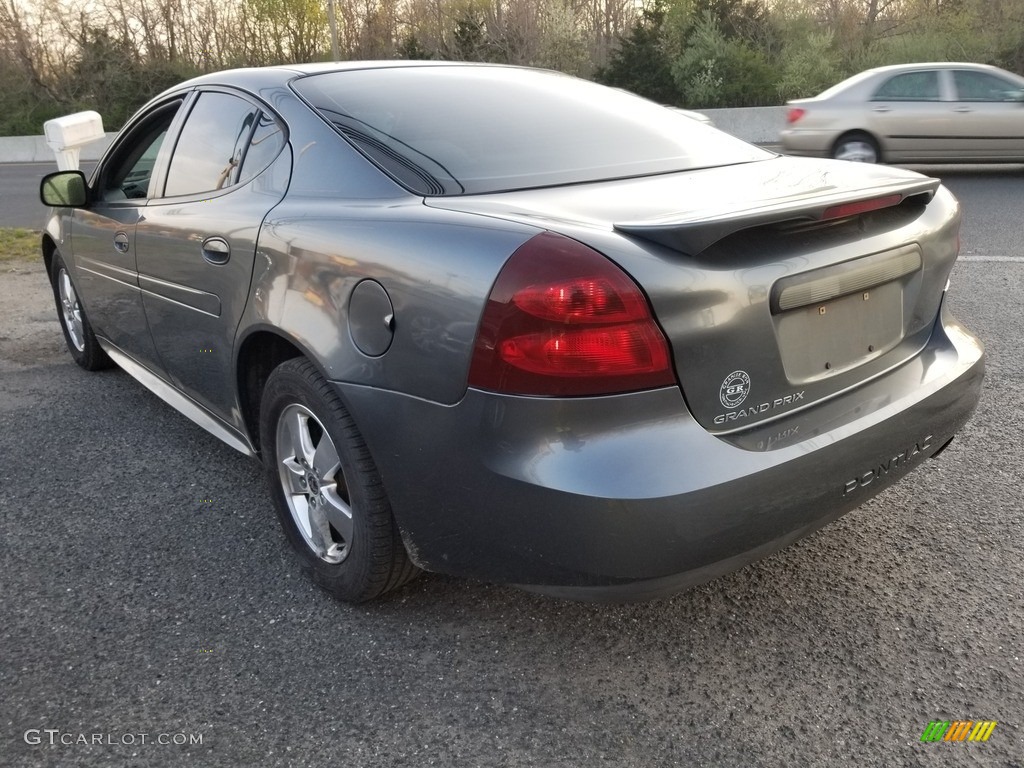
[786,108,806,124]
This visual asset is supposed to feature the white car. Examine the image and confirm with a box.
[781,62,1024,163]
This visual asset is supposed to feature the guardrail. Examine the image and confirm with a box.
[0,106,787,164]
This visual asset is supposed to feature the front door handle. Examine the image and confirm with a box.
[113,231,130,253]
[202,236,231,265]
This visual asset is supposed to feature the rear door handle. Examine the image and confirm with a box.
[113,231,130,253]
[872,106,891,113]
[202,236,231,265]
[953,107,972,113]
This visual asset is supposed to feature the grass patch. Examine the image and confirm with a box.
[0,227,41,264]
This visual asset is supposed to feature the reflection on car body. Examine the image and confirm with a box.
[39,62,983,603]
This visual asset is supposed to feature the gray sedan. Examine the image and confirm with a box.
[781,61,1024,163]
[40,62,984,602]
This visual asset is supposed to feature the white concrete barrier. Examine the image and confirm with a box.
[0,106,787,164]
[1,133,116,164]
[702,106,786,145]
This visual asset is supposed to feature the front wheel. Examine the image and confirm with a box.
[260,358,419,602]
[832,132,880,163]
[49,253,112,371]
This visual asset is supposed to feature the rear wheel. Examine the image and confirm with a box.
[260,358,418,602]
[832,132,880,163]
[49,253,112,371]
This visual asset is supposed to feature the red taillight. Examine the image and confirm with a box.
[511,277,648,324]
[786,108,806,124]
[498,326,669,376]
[469,232,675,396]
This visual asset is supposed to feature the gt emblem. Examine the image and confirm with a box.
[719,370,751,408]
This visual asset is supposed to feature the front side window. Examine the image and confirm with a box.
[99,102,181,202]
[163,92,266,197]
[872,72,941,101]
[952,70,1022,101]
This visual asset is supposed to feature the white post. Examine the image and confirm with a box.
[327,0,340,62]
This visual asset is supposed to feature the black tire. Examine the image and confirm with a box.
[831,131,881,163]
[49,253,113,371]
[260,358,419,602]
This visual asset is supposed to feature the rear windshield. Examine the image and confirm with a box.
[814,68,885,99]
[292,66,769,195]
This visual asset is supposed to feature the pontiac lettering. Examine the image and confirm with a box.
[843,435,933,495]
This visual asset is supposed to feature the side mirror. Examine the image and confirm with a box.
[40,171,88,207]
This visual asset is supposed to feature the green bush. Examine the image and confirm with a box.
[595,3,680,104]
[776,31,840,101]
[671,11,774,107]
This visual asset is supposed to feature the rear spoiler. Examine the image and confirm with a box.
[614,176,941,255]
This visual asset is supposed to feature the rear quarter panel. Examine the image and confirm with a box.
[243,198,539,405]
[225,78,543,406]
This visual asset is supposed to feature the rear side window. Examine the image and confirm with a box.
[238,112,285,185]
[952,70,1022,101]
[164,92,282,197]
[872,72,940,101]
[292,66,768,196]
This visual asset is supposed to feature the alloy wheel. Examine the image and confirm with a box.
[834,139,878,163]
[275,403,353,564]
[58,269,86,352]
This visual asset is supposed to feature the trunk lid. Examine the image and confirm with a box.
[428,156,959,433]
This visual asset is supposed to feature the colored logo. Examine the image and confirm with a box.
[920,720,997,742]
[719,370,751,408]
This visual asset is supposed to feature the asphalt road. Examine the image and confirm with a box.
[0,163,83,228]
[1,165,1022,767]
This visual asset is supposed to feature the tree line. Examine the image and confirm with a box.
[1,0,1022,136]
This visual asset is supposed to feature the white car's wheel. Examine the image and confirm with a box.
[832,132,880,163]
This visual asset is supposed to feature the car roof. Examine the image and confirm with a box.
[861,61,1010,75]
[176,60,535,90]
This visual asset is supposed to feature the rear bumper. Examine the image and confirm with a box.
[779,128,836,158]
[336,301,984,600]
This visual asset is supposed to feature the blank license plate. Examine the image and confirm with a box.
[775,281,904,382]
